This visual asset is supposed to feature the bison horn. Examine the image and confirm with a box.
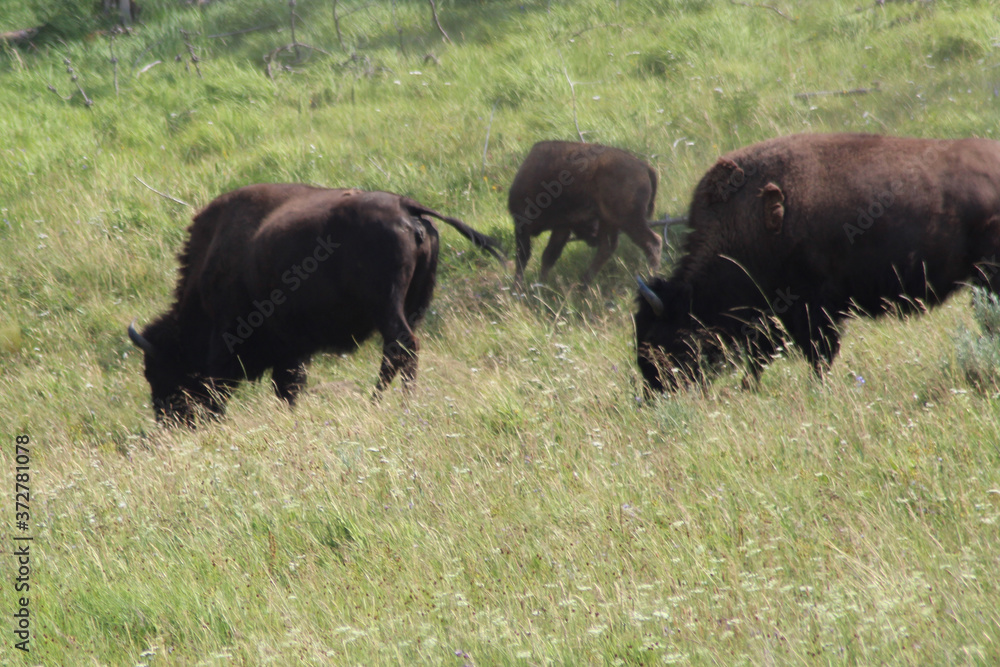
[636,275,665,317]
[127,319,157,355]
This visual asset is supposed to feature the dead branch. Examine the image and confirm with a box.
[134,176,191,207]
[48,58,93,107]
[391,0,406,57]
[427,0,451,44]
[109,34,119,96]
[137,60,162,76]
[729,0,796,22]
[287,0,300,61]
[264,42,333,79]
[179,29,202,78]
[1,27,40,47]
[794,84,880,100]
[332,1,375,51]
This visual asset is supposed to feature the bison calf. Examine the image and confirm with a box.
[509,141,662,285]
[129,184,504,423]
[636,133,1000,392]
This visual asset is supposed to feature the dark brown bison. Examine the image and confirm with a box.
[635,133,1000,392]
[129,184,505,423]
[509,141,662,285]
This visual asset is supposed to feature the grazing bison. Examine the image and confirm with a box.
[509,141,662,285]
[635,133,1000,392]
[129,184,505,423]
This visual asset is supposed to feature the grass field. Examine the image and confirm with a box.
[2,0,1000,664]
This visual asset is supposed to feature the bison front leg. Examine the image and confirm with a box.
[580,229,619,285]
[539,228,572,282]
[623,224,662,275]
[788,303,841,377]
[272,358,309,406]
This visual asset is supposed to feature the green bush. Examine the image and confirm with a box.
[956,287,1000,391]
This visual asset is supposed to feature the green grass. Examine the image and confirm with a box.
[2,0,1000,664]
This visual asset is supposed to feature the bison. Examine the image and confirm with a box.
[129,184,505,423]
[635,133,1000,392]
[509,141,662,285]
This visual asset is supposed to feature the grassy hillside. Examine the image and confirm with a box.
[1,0,999,664]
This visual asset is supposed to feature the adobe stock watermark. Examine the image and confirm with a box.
[222,235,340,353]
[843,142,949,244]
[740,286,799,343]
[511,169,575,231]
[842,178,905,244]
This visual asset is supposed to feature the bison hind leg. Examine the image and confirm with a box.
[373,326,419,398]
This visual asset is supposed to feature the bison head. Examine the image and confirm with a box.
[633,276,704,392]
[128,320,225,424]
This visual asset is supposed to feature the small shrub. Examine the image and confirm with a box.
[955,287,1000,392]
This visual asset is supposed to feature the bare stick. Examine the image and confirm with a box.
[481,100,498,178]
[109,34,119,96]
[52,58,93,107]
[180,30,202,78]
[562,66,584,142]
[391,0,406,57]
[333,0,343,49]
[427,0,451,44]
[729,0,796,22]
[137,60,162,76]
[368,157,391,182]
[264,42,333,79]
[288,1,300,61]
[649,214,689,227]
[794,84,880,100]
[1,27,40,46]
[134,176,191,207]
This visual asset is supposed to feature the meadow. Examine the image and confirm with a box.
[1,0,999,664]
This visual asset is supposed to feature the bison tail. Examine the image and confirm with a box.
[404,201,508,266]
[646,164,659,219]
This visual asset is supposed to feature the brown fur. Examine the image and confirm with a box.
[130,184,503,423]
[636,133,1000,392]
[509,141,661,284]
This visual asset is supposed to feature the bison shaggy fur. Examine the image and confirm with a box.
[509,141,662,285]
[129,183,504,423]
[636,133,1000,392]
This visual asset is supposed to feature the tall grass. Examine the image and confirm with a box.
[2,0,1000,664]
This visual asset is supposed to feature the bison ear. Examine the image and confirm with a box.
[758,182,785,234]
[697,158,745,205]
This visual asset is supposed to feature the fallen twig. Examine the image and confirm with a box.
[794,84,880,100]
[109,34,119,96]
[1,27,40,47]
[729,0,796,22]
[134,176,191,207]
[137,60,162,76]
